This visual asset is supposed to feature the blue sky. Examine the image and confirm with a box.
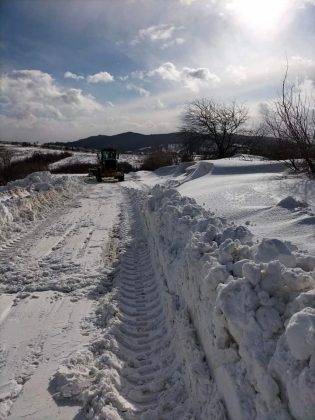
[0,0,314,142]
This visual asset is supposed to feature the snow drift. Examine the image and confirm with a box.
[153,161,214,186]
[0,172,81,247]
[140,185,315,420]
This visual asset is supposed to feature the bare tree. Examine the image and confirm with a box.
[179,98,248,159]
[177,129,202,161]
[0,146,15,184]
[262,69,315,174]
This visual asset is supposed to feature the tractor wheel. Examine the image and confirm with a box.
[96,169,102,182]
[116,174,124,182]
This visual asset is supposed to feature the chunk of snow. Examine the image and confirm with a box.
[285,307,315,360]
[255,238,297,267]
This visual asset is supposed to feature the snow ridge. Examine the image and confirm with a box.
[141,185,315,420]
[0,172,81,250]
[0,173,85,294]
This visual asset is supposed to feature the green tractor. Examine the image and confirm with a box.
[89,148,124,182]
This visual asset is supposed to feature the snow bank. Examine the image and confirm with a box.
[154,161,214,186]
[0,172,81,247]
[140,185,315,420]
[179,161,214,182]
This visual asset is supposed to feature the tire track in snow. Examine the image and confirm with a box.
[75,200,194,418]
[114,245,189,415]
[57,191,227,419]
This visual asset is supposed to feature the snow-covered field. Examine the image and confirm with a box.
[49,152,143,170]
[0,157,314,419]
[2,145,67,162]
[2,144,143,169]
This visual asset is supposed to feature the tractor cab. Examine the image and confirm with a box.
[89,147,124,182]
[98,148,119,170]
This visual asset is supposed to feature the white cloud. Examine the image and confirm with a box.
[182,66,219,81]
[296,0,315,7]
[154,99,166,110]
[87,71,114,84]
[148,62,182,81]
[1,70,103,125]
[161,37,185,50]
[64,71,84,80]
[138,24,176,42]
[131,24,185,48]
[145,62,220,91]
[291,55,314,69]
[130,70,146,80]
[182,66,221,91]
[179,0,198,4]
[126,83,150,97]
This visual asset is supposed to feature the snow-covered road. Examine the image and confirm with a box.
[0,182,122,419]
[0,169,314,420]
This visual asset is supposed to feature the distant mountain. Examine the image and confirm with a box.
[66,132,179,152]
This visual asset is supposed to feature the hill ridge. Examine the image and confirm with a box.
[65,132,178,151]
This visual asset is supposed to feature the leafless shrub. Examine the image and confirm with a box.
[140,150,177,171]
[52,160,136,174]
[51,162,91,174]
[179,98,248,159]
[0,151,72,185]
[0,146,15,184]
[261,68,315,174]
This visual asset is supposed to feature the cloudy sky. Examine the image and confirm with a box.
[0,0,314,142]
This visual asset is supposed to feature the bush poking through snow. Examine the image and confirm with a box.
[0,150,72,185]
[141,150,178,171]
